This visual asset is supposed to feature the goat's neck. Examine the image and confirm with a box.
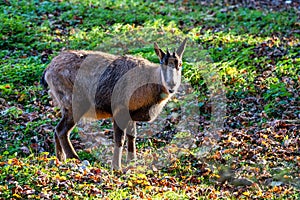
[158,65,173,97]
[158,66,167,90]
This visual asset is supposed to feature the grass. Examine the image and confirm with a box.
[0,0,299,199]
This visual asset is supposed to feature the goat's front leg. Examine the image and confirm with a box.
[112,120,126,170]
[126,121,137,163]
[55,114,79,160]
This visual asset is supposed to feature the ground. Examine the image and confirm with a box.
[0,0,299,199]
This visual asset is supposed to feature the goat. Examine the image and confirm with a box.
[41,39,187,170]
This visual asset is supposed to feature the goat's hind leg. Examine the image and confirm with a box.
[55,112,79,161]
[54,132,65,161]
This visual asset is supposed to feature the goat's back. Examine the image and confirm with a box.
[44,50,169,122]
[43,50,117,114]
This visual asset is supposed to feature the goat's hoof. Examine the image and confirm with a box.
[123,165,136,174]
[65,157,81,164]
[112,168,123,175]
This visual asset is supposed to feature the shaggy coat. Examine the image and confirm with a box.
[41,39,187,170]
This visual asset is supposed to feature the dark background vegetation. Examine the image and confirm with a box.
[0,0,299,199]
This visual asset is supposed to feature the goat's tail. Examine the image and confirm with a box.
[40,70,48,89]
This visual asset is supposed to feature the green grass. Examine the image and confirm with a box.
[0,0,299,199]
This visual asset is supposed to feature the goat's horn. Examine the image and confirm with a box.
[167,48,171,55]
[176,38,188,58]
[154,42,160,49]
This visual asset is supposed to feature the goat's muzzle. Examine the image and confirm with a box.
[168,89,175,93]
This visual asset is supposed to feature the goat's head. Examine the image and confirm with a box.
[154,38,187,94]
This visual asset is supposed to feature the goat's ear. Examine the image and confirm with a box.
[154,42,165,61]
[176,38,188,59]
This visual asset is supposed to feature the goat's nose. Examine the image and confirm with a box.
[168,89,175,93]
